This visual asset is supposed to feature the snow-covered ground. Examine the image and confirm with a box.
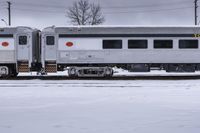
[0,79,200,133]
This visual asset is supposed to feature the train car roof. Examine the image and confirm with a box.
[0,26,39,35]
[42,25,200,35]
[45,25,200,28]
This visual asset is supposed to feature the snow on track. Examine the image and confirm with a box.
[0,80,200,133]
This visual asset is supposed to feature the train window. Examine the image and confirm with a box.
[154,40,173,49]
[179,40,198,49]
[128,40,147,49]
[19,36,27,45]
[46,36,55,45]
[103,40,122,49]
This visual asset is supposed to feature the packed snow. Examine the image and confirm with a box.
[0,79,200,133]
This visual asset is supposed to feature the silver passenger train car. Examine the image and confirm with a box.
[0,27,40,77]
[41,26,200,77]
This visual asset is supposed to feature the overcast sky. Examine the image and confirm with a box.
[0,0,196,29]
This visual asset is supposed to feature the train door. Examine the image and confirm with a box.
[43,35,57,73]
[44,35,56,60]
[16,34,31,72]
[17,34,30,60]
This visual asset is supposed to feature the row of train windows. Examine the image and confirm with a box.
[45,36,199,49]
[103,40,199,49]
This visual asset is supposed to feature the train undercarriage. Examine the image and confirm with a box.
[1,63,200,78]
[56,63,200,78]
[0,64,17,77]
[0,62,41,77]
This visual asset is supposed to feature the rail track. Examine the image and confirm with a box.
[1,75,200,80]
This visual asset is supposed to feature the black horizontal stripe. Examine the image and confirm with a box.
[59,34,196,38]
[0,34,13,38]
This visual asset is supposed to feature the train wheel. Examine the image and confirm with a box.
[0,66,9,78]
[68,67,78,78]
[104,67,113,77]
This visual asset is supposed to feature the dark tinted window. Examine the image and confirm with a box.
[154,40,173,49]
[179,40,198,49]
[103,40,122,49]
[128,40,147,49]
[46,36,55,45]
[19,36,27,45]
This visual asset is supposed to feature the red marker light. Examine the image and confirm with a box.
[2,42,9,47]
[66,42,73,47]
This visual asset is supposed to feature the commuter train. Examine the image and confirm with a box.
[1,26,200,77]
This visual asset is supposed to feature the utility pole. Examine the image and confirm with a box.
[7,1,11,26]
[195,0,198,25]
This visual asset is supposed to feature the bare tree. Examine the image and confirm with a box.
[67,0,105,25]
